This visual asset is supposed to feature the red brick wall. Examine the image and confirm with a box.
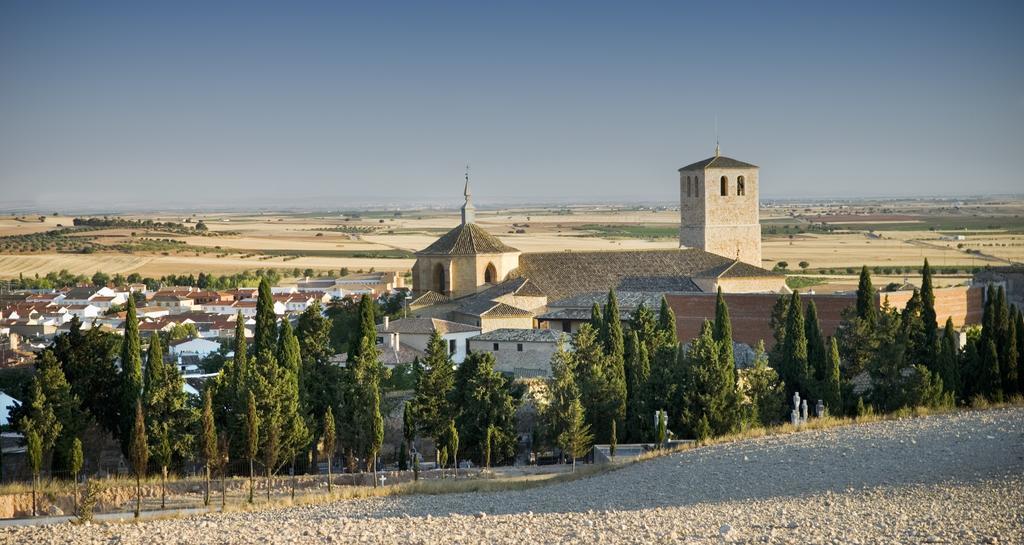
[665,285,983,348]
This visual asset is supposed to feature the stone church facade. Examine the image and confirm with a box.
[409,150,785,332]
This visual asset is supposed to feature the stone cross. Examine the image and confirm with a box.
[791,392,801,426]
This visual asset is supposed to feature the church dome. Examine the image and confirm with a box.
[416,223,519,256]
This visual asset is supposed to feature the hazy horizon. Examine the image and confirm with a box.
[2,1,1023,209]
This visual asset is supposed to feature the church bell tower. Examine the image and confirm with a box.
[678,146,762,266]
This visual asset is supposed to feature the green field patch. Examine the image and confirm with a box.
[576,224,678,239]
[256,248,414,259]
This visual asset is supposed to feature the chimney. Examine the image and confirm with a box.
[384,316,390,329]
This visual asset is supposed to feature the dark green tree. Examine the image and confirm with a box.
[679,321,739,438]
[713,288,736,382]
[935,318,960,397]
[201,389,217,507]
[26,428,42,516]
[822,337,842,412]
[245,391,259,504]
[129,401,148,518]
[778,291,809,399]
[856,265,877,324]
[68,438,84,515]
[656,296,677,346]
[920,259,939,366]
[623,331,651,443]
[120,295,144,457]
[451,352,520,466]
[741,341,786,426]
[322,406,336,493]
[411,330,455,453]
[805,300,828,393]
[253,277,277,356]
[296,301,341,470]
[558,397,592,473]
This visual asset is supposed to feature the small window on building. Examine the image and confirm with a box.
[493,343,499,351]
[562,320,571,333]
[517,343,523,352]
[449,339,456,354]
[720,176,728,196]
[695,178,699,197]
[737,175,745,196]
[686,177,691,198]
[376,336,384,344]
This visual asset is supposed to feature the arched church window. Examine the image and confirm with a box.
[686,176,692,198]
[433,263,446,294]
[737,176,746,196]
[720,176,728,196]
[484,262,497,284]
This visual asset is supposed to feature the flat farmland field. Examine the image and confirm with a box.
[0,200,1020,281]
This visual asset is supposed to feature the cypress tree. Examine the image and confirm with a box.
[624,331,650,443]
[994,287,1016,396]
[402,402,415,466]
[348,294,377,362]
[779,291,809,399]
[856,266,877,324]
[129,401,148,518]
[920,259,938,366]
[1016,307,1024,394]
[263,415,280,501]
[936,318,960,396]
[805,300,828,387]
[823,337,842,412]
[589,302,604,332]
[602,291,628,441]
[234,312,248,368]
[322,406,335,493]
[713,288,736,381]
[1004,310,1019,396]
[142,333,162,400]
[558,398,592,473]
[253,277,277,356]
[680,321,738,437]
[154,428,171,509]
[26,429,41,517]
[546,340,581,456]
[245,391,259,504]
[980,338,1002,402]
[657,296,677,346]
[629,303,657,354]
[274,319,309,471]
[411,330,454,450]
[960,337,981,401]
[69,438,83,515]
[201,389,217,507]
[445,419,458,479]
[980,284,997,349]
[602,289,625,362]
[120,295,143,457]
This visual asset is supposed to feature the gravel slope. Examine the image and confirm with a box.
[5,408,1022,544]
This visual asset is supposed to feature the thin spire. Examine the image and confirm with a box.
[714,115,720,157]
[461,163,475,225]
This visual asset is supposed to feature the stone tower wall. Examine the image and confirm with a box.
[678,165,762,266]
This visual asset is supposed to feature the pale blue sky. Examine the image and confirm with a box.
[1,1,1022,209]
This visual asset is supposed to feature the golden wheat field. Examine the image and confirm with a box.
[0,201,1021,282]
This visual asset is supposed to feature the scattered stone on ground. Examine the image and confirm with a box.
[4,407,1022,544]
